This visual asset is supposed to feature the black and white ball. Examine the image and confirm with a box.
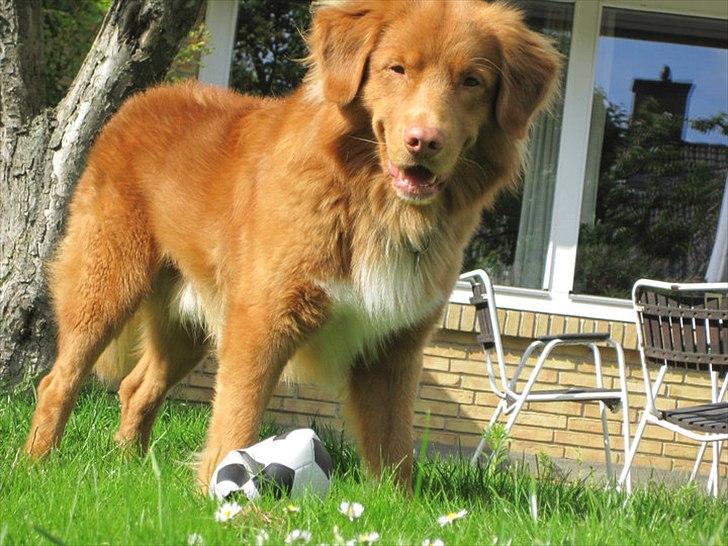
[209,428,333,501]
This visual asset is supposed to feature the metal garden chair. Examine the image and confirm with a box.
[617,279,728,497]
[460,270,632,490]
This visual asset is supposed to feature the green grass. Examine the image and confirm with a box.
[1,384,726,545]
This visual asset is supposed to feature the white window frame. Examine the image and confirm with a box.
[201,0,728,323]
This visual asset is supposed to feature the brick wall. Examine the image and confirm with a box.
[172,303,727,477]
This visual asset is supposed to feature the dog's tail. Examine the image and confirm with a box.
[93,311,143,386]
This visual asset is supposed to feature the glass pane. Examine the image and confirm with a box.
[462,0,573,288]
[229,1,310,96]
[574,8,728,298]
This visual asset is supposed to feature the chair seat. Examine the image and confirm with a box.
[508,387,623,410]
[659,403,728,433]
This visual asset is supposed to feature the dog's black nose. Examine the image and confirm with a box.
[404,126,444,157]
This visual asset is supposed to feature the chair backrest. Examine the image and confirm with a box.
[460,270,510,393]
[469,281,499,350]
[633,280,728,371]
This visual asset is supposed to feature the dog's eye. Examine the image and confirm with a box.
[389,65,405,75]
[463,76,481,87]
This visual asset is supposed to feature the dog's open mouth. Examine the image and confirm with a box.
[387,161,442,201]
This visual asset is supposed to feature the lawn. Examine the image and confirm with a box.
[1,384,726,545]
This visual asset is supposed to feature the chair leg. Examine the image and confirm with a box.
[471,398,506,465]
[709,440,720,497]
[618,408,649,491]
[614,341,632,493]
[690,442,708,483]
[591,344,615,481]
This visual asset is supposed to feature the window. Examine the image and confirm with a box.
[464,0,574,289]
[574,8,728,298]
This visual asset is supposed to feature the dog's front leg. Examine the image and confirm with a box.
[197,285,329,491]
[345,316,438,492]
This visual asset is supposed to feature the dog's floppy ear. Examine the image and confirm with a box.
[306,1,386,106]
[492,11,561,139]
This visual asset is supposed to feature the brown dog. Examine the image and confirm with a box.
[25,0,559,489]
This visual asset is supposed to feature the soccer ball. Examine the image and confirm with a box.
[209,428,333,501]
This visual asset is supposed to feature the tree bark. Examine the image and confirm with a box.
[0,0,205,387]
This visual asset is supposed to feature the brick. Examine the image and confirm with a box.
[509,424,553,442]
[549,315,566,336]
[663,443,702,460]
[554,430,615,449]
[513,411,567,429]
[274,383,297,397]
[622,325,638,350]
[460,305,477,332]
[567,417,620,435]
[444,418,487,435]
[460,401,499,420]
[519,312,535,338]
[421,371,462,388]
[473,391,502,408]
[186,372,215,389]
[502,310,521,337]
[267,396,285,410]
[422,355,450,371]
[535,401,584,416]
[414,399,459,417]
[413,413,445,430]
[425,344,468,359]
[558,371,610,389]
[565,317,580,334]
[420,385,473,404]
[641,424,675,441]
[582,404,627,420]
[461,375,492,392]
[668,383,713,401]
[534,313,549,337]
[297,385,337,402]
[450,358,484,375]
[447,304,464,331]
[607,322,625,348]
[282,398,338,417]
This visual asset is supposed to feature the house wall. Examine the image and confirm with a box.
[172,303,727,478]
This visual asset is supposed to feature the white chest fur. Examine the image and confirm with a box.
[287,247,444,389]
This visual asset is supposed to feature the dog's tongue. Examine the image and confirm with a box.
[388,162,438,197]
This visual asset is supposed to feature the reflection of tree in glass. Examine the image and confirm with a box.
[230,0,311,97]
[575,99,727,298]
[462,192,522,284]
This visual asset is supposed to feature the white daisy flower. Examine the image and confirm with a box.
[214,501,242,523]
[256,529,270,546]
[422,539,444,546]
[437,509,467,526]
[339,501,365,521]
[187,533,205,546]
[357,532,380,544]
[285,529,312,544]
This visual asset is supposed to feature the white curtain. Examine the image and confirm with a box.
[705,174,728,282]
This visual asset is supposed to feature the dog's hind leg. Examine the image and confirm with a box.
[115,270,208,451]
[25,175,158,459]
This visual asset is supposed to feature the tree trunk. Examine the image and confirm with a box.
[0,0,205,387]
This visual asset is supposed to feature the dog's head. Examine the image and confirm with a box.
[306,0,561,206]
